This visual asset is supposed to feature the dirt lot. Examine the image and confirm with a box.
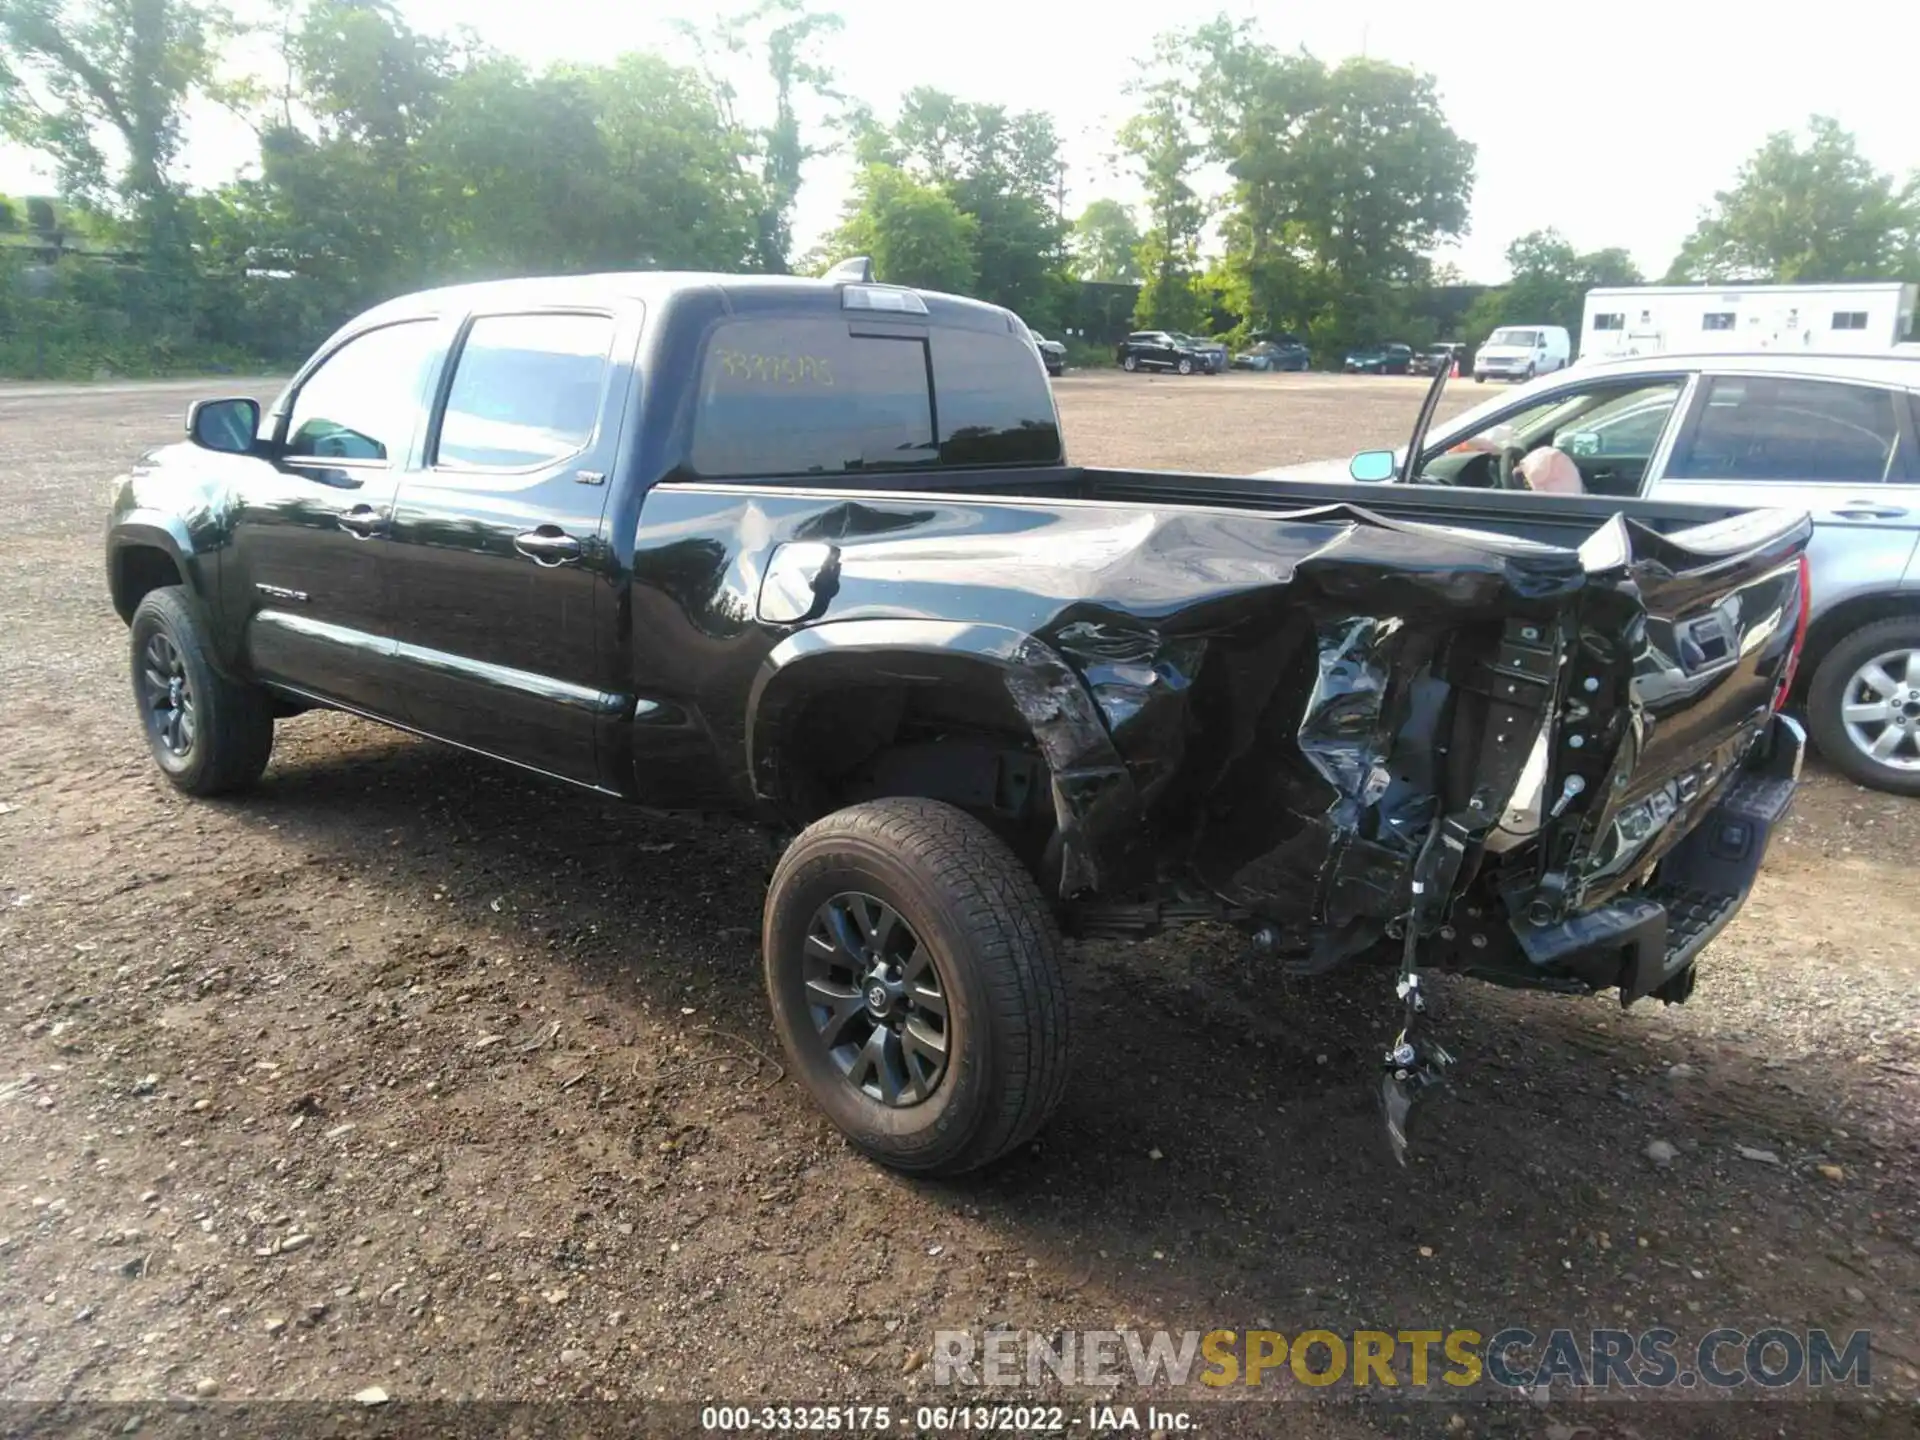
[2,372,1917,1436]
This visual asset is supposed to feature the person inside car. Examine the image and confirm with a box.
[1444,433,1587,494]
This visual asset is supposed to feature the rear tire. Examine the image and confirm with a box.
[129,586,274,796]
[1122,354,1138,372]
[1176,357,1194,375]
[1806,616,1920,796]
[763,798,1071,1176]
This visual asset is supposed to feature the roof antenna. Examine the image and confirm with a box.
[823,256,874,283]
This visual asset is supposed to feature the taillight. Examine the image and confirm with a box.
[1771,552,1811,712]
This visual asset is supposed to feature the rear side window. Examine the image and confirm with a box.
[688,316,1061,478]
[1668,377,1906,484]
[285,320,438,463]
[437,313,615,470]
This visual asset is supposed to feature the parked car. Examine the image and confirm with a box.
[1343,342,1414,374]
[1411,343,1463,377]
[1117,330,1202,374]
[1171,333,1228,374]
[1261,349,1920,794]
[1474,325,1571,383]
[108,270,1808,1176]
[1027,329,1066,377]
[1233,339,1312,372]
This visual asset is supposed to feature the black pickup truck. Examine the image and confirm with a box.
[107,266,1811,1176]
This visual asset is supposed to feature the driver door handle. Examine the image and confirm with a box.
[1833,502,1907,520]
[514,526,583,565]
[337,505,388,537]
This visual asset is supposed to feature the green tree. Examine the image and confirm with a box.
[677,0,841,271]
[1668,117,1920,283]
[1069,199,1140,283]
[567,53,763,270]
[831,163,976,293]
[844,87,1067,321]
[1173,21,1475,353]
[0,0,227,256]
[1116,55,1205,331]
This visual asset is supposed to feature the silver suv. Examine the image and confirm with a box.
[1264,351,1920,794]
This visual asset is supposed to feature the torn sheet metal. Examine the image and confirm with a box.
[629,484,1808,948]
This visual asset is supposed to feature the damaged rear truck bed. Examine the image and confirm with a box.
[107,268,1812,1175]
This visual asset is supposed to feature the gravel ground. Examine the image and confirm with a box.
[1,372,1915,1438]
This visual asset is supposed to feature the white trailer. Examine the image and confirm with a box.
[1578,282,1917,361]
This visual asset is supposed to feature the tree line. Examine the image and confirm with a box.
[2,0,1918,378]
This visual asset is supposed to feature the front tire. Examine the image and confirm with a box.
[129,587,274,796]
[1176,357,1194,375]
[1806,617,1920,795]
[763,798,1071,1176]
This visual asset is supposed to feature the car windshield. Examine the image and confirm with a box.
[1489,329,1539,347]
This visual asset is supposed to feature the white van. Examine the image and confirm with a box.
[1473,325,1571,383]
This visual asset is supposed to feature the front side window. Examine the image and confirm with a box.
[436,313,616,470]
[285,320,439,463]
[689,318,934,479]
[1667,377,1905,485]
[1420,381,1683,490]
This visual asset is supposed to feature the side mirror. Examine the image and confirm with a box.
[186,397,260,454]
[1349,450,1397,483]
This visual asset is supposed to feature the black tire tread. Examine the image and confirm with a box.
[1807,615,1920,796]
[767,798,1070,1174]
[131,586,274,796]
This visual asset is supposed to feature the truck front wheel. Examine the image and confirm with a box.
[762,798,1071,1175]
[129,586,274,796]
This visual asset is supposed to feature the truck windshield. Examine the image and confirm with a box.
[1489,329,1540,347]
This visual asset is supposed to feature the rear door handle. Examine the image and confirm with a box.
[337,505,388,537]
[514,526,583,566]
[1832,502,1907,520]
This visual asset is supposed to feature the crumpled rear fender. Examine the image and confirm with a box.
[747,618,1148,893]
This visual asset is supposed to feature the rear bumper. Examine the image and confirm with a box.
[1474,714,1804,1002]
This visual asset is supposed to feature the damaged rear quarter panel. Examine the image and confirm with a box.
[624,482,1592,931]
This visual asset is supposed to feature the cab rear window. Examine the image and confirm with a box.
[687,316,1061,479]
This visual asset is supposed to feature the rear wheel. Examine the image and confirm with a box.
[1122,353,1138,372]
[763,798,1070,1175]
[1176,357,1194,375]
[1807,617,1920,795]
[129,587,274,796]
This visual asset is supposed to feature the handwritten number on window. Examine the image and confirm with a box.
[713,348,834,387]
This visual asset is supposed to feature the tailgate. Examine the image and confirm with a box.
[1545,506,1811,913]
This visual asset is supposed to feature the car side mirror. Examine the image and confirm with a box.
[1349,450,1397,483]
[186,397,260,454]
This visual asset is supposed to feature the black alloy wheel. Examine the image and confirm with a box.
[138,631,197,761]
[803,891,951,1106]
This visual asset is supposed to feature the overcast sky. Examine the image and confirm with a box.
[5,0,1917,282]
